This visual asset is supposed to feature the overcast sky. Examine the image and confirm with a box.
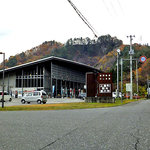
[0,0,150,61]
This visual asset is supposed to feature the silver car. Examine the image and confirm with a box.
[21,91,47,104]
[0,91,12,102]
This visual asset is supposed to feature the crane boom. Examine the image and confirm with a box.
[67,0,98,38]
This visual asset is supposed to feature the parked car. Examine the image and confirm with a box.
[112,92,122,98]
[78,93,86,100]
[133,95,141,99]
[21,90,47,104]
[0,91,12,102]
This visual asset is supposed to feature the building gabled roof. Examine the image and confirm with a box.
[0,56,100,73]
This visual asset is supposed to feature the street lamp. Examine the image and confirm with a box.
[117,49,120,98]
[120,58,123,103]
[0,52,5,108]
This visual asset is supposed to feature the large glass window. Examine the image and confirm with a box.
[16,65,44,88]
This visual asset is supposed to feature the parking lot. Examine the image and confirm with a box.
[1,97,85,107]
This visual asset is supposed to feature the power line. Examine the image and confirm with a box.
[102,0,112,16]
[102,0,124,16]
[116,0,124,15]
[67,0,98,38]
[110,1,118,16]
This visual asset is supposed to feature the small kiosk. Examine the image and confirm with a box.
[86,72,114,103]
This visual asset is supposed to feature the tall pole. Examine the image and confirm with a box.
[21,69,24,97]
[147,76,150,99]
[127,35,135,99]
[117,52,119,98]
[121,58,123,102]
[136,59,139,95]
[2,53,5,108]
[51,62,53,98]
[117,49,120,98]
[148,81,149,99]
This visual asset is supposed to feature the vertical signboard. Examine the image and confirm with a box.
[86,72,96,97]
[126,83,132,92]
[97,73,112,97]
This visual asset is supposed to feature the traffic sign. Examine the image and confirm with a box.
[126,83,132,92]
[140,56,147,63]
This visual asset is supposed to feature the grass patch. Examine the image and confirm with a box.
[0,99,144,111]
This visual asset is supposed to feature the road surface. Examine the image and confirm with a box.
[0,100,150,150]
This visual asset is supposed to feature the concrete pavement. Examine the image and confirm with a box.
[1,97,85,106]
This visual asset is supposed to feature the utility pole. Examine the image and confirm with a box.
[147,76,150,99]
[0,52,5,108]
[136,60,139,95]
[121,58,123,102]
[127,35,135,99]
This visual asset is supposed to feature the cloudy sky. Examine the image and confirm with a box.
[0,0,150,61]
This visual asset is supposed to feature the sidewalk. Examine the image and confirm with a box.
[47,98,84,103]
[2,97,85,107]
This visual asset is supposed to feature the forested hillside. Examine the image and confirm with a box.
[108,43,150,95]
[2,34,122,68]
[1,34,150,88]
[51,35,122,66]
[4,41,63,68]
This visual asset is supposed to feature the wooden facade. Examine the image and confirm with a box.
[0,56,100,98]
[86,72,113,98]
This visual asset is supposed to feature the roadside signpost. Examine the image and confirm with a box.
[126,83,132,92]
[139,56,147,63]
[147,79,150,99]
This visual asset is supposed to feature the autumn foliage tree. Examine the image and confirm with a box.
[0,36,149,96]
[138,58,150,85]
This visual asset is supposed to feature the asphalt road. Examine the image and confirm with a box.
[0,100,150,150]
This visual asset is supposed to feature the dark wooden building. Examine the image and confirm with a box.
[0,56,100,98]
[86,72,113,103]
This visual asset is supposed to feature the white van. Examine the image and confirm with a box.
[0,91,12,102]
[21,91,47,104]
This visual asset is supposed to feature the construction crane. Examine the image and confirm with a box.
[67,0,98,38]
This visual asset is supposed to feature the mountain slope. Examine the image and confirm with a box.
[4,41,63,68]
[2,34,122,69]
[51,35,122,66]
[1,35,150,86]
